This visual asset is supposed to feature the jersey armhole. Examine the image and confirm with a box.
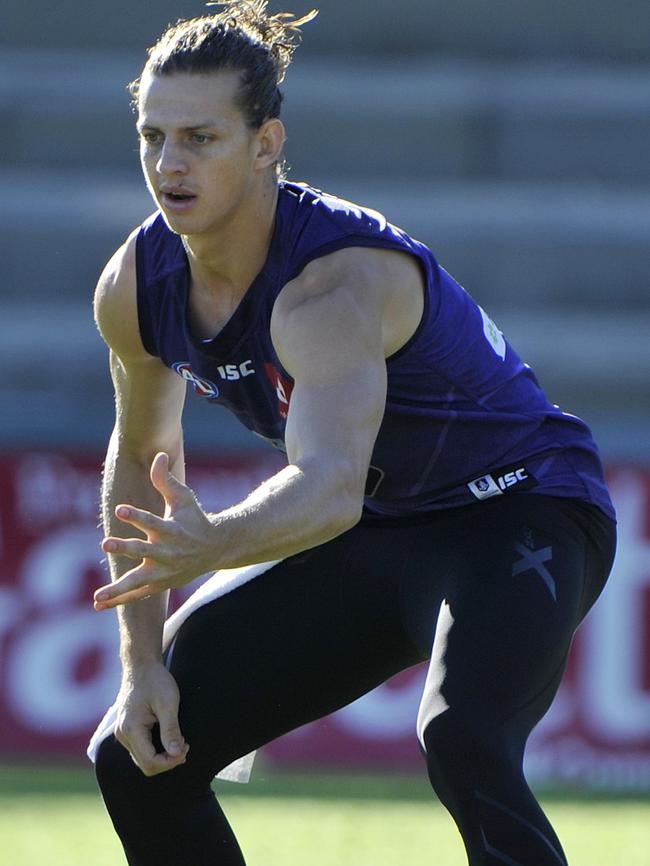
[385,253,438,365]
[135,227,160,358]
[285,234,436,365]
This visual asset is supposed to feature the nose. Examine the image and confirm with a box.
[156,139,188,176]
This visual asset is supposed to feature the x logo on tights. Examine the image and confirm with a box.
[512,543,556,601]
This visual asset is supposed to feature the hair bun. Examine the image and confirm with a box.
[206,1,318,82]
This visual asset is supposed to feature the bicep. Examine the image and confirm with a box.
[273,283,387,489]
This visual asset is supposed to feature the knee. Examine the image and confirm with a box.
[95,733,213,809]
[422,708,470,771]
[95,734,187,841]
[422,709,513,787]
[94,736,135,804]
[94,735,169,814]
[95,736,181,856]
[423,707,477,750]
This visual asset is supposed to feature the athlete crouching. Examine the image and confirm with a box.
[90,4,616,864]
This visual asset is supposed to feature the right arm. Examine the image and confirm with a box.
[94,232,188,774]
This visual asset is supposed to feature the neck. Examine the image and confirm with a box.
[183,175,279,299]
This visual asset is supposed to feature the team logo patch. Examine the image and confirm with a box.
[172,362,219,398]
[468,474,502,500]
[468,465,537,501]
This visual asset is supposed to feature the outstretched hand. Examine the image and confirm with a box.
[94,452,217,610]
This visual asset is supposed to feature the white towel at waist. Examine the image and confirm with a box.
[87,559,281,783]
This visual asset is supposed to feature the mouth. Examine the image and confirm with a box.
[160,191,198,212]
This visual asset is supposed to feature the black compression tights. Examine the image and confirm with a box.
[95,495,615,866]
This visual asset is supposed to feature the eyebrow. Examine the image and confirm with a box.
[137,121,227,133]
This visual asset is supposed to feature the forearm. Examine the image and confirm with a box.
[102,431,182,666]
[208,458,362,569]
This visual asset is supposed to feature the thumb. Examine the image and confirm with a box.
[157,707,185,757]
[150,452,184,502]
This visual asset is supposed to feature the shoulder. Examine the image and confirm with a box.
[282,182,389,235]
[94,228,148,362]
[272,245,425,361]
[275,245,421,310]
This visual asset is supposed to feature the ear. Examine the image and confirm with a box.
[253,118,286,170]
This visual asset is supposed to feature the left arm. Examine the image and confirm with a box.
[94,247,421,607]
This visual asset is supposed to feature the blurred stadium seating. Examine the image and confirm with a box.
[1,0,648,454]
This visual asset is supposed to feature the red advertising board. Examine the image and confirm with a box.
[0,452,649,789]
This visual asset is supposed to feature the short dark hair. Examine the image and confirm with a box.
[130,1,317,129]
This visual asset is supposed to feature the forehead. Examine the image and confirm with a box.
[137,70,245,128]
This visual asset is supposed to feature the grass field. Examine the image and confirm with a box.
[1,763,649,865]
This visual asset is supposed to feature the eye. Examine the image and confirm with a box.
[140,131,162,145]
[190,132,212,144]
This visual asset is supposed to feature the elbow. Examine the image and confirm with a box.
[336,486,365,532]
[327,497,363,538]
[109,426,183,468]
[305,458,365,537]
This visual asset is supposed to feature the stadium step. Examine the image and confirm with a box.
[2,50,650,186]
[3,168,648,311]
[2,0,649,61]
[0,300,645,456]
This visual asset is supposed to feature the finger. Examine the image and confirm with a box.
[135,748,189,776]
[121,727,187,777]
[93,584,159,610]
[94,563,158,605]
[94,577,163,609]
[101,536,152,560]
[115,504,167,534]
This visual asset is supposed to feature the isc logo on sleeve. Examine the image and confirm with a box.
[468,466,535,500]
[478,306,506,360]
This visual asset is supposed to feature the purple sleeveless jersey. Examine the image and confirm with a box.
[135,181,615,521]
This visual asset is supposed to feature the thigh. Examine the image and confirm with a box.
[416,495,615,729]
[166,520,428,781]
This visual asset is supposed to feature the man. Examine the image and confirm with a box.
[92,3,616,864]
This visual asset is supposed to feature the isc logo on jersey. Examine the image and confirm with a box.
[468,467,530,500]
[215,361,255,380]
